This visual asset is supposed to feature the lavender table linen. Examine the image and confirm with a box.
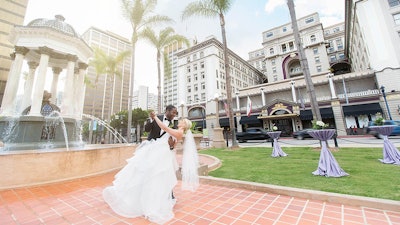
[369,125,400,164]
[307,129,349,177]
[267,131,288,157]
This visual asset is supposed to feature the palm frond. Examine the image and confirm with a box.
[181,0,219,20]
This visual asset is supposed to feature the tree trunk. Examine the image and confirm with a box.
[127,39,137,143]
[220,13,238,148]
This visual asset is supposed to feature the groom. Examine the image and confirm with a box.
[145,105,178,150]
[144,105,178,200]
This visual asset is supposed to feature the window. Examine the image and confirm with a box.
[201,82,205,90]
[272,67,277,74]
[333,27,340,33]
[330,55,337,62]
[200,61,204,69]
[394,13,400,25]
[187,86,191,93]
[310,35,316,43]
[187,66,191,73]
[194,74,198,81]
[271,59,276,66]
[313,48,318,54]
[187,76,191,82]
[269,48,274,55]
[281,44,287,53]
[282,27,287,32]
[266,32,273,38]
[187,57,191,62]
[194,84,198,91]
[339,53,345,60]
[200,51,204,57]
[305,17,314,23]
[289,42,294,50]
[315,56,320,63]
[201,71,205,79]
[388,0,400,7]
[316,65,322,72]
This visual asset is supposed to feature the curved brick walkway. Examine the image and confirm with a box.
[1,154,400,224]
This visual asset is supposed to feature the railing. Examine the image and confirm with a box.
[229,89,380,113]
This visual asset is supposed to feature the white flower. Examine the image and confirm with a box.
[272,126,278,131]
[316,121,325,127]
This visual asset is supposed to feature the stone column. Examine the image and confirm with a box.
[30,47,51,116]
[235,92,242,132]
[61,54,77,117]
[76,63,88,119]
[51,67,62,105]
[290,80,297,102]
[213,95,225,148]
[260,87,266,106]
[1,46,29,116]
[327,73,337,99]
[20,61,38,113]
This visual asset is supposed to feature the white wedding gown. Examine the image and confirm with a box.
[103,134,178,224]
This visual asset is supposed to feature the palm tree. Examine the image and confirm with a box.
[140,27,190,114]
[182,0,238,147]
[89,47,130,143]
[121,0,173,142]
[88,48,107,143]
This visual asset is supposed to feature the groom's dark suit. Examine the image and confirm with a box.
[145,115,177,141]
[144,114,178,199]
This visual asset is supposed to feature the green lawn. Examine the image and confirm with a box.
[200,147,400,201]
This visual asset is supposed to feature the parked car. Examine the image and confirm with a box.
[366,120,400,139]
[292,128,314,140]
[236,127,271,143]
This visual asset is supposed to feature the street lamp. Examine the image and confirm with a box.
[180,101,185,119]
[380,86,393,120]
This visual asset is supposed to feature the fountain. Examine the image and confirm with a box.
[0,15,136,190]
[0,91,83,151]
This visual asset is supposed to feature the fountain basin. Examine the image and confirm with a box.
[0,144,136,190]
[0,115,81,150]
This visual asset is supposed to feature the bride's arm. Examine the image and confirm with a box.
[151,113,183,140]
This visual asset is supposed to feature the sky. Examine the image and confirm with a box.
[24,0,344,94]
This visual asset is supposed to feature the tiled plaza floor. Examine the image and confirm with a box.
[1,170,400,225]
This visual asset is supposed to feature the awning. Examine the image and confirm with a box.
[258,113,298,119]
[240,115,262,125]
[219,117,237,127]
[300,108,334,120]
[343,103,382,116]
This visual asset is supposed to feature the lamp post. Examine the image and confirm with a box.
[180,101,185,119]
[380,86,392,120]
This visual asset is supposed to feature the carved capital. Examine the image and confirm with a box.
[66,54,78,62]
[38,46,53,55]
[52,67,62,74]
[14,46,29,55]
[78,62,88,70]
[27,61,39,70]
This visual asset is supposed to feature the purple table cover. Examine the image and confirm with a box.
[307,129,349,177]
[369,125,400,165]
[267,131,288,157]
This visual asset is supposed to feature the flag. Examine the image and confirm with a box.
[246,96,252,117]
[223,101,229,115]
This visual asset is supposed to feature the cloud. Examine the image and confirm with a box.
[264,0,344,26]
[265,0,286,13]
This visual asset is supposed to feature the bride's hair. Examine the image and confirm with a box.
[181,118,192,132]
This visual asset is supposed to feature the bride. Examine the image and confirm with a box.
[103,112,199,224]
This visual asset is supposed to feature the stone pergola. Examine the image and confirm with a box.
[2,15,92,119]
